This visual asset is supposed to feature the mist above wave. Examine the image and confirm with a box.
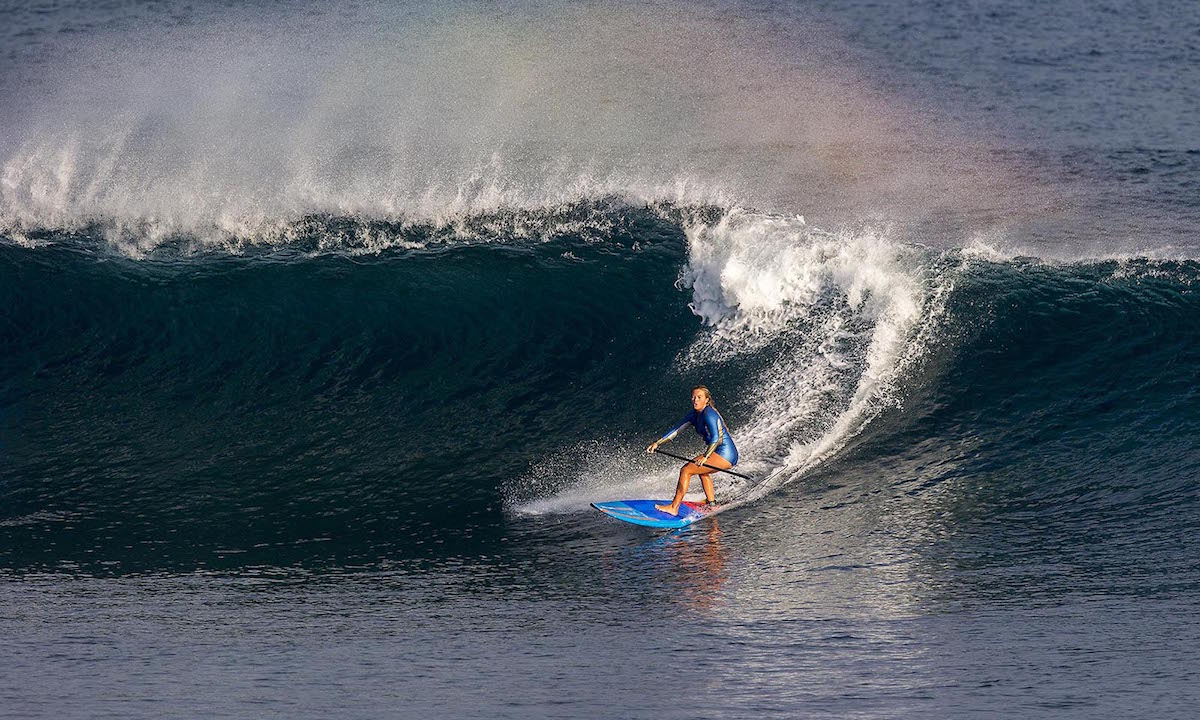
[1,0,1037,248]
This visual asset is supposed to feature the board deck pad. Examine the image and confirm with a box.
[591,499,718,529]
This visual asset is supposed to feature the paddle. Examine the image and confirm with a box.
[652,448,754,480]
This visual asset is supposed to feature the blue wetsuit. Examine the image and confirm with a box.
[659,406,739,465]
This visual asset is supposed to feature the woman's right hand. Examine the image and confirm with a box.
[646,441,660,454]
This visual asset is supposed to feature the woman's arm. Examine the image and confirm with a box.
[646,411,696,453]
[660,412,696,442]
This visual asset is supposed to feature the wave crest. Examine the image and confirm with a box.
[513,207,955,514]
[678,210,951,497]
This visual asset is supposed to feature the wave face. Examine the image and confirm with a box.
[2,203,1198,574]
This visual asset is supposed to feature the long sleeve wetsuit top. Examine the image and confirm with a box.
[659,406,739,464]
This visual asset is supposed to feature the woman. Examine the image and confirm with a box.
[646,385,739,515]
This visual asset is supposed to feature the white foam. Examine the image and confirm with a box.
[682,209,951,500]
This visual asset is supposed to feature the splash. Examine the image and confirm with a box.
[687,209,952,501]
[512,206,954,514]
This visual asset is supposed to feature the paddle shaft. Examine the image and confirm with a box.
[653,448,753,480]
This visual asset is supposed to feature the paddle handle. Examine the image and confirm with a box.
[652,448,753,480]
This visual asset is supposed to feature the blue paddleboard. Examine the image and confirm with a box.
[590,499,717,529]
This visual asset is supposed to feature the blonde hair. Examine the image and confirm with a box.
[692,385,728,438]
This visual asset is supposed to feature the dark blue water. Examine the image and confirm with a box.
[3,1,1199,718]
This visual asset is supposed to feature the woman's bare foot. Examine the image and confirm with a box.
[654,503,679,515]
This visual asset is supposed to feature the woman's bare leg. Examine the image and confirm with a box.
[656,455,731,514]
[699,454,730,504]
[655,467,694,515]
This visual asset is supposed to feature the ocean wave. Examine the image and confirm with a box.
[3,200,1199,572]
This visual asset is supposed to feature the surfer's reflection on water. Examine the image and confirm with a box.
[649,520,729,613]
